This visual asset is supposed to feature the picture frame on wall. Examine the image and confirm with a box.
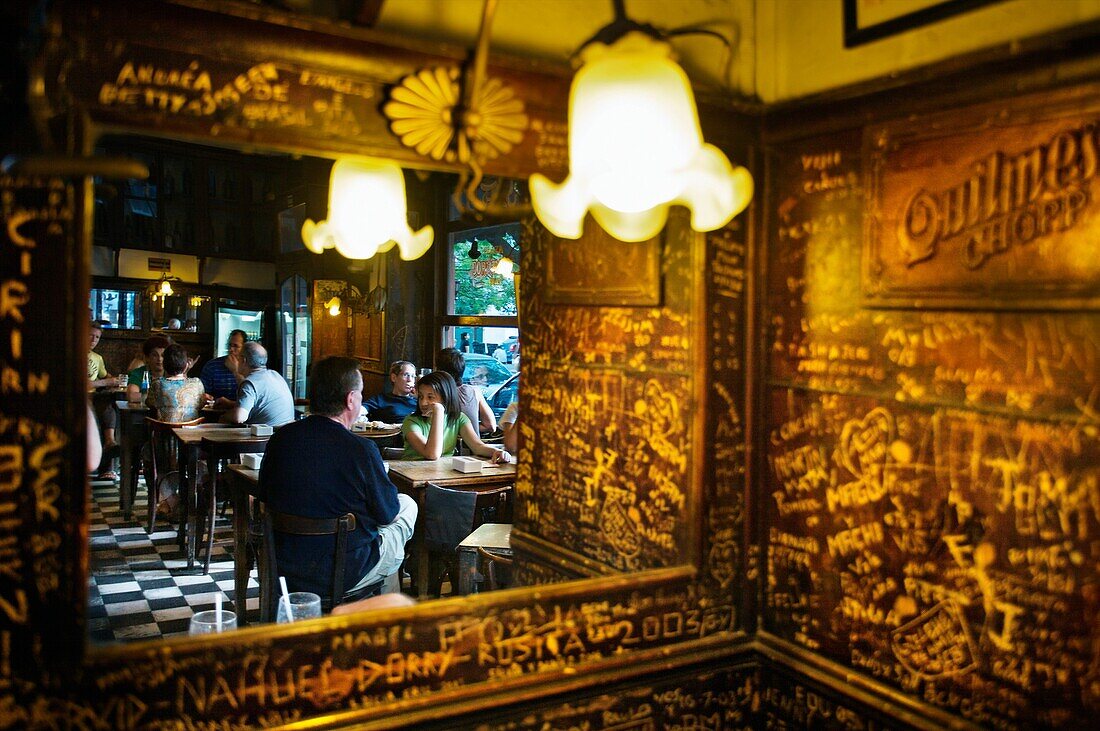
[843,0,1002,47]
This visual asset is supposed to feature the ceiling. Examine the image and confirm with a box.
[287,0,754,98]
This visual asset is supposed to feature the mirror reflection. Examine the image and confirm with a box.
[87,135,531,643]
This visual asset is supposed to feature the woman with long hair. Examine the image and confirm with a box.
[401,371,511,462]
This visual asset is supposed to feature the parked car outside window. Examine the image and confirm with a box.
[461,353,513,395]
[487,373,519,419]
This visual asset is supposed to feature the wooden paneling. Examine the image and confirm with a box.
[762,101,1100,727]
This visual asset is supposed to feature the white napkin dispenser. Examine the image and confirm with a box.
[250,424,273,436]
[452,456,484,473]
[240,453,264,469]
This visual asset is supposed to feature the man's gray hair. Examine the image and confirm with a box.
[242,341,267,369]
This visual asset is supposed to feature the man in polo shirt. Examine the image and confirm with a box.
[221,342,295,426]
[202,329,247,401]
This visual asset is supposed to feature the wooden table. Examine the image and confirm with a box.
[172,424,269,570]
[387,457,516,598]
[115,400,148,519]
[457,523,512,595]
[224,464,260,625]
[352,426,401,439]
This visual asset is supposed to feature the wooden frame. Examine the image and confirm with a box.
[0,1,750,727]
[843,0,1002,47]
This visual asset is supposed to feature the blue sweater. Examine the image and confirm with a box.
[259,416,399,598]
[363,390,418,423]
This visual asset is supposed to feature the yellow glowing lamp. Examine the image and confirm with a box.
[492,256,514,277]
[151,275,174,303]
[325,296,342,316]
[302,158,434,261]
[530,32,753,242]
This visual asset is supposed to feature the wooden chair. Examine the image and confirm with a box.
[143,416,203,534]
[258,509,365,620]
[476,546,514,591]
[422,482,513,596]
[198,435,267,574]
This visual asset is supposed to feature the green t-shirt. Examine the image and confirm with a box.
[128,365,150,394]
[400,412,471,460]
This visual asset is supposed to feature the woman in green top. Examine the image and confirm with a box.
[401,371,512,463]
[126,334,171,403]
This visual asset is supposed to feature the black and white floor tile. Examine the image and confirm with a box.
[87,476,260,643]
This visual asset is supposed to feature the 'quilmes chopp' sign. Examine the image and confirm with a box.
[863,90,1100,309]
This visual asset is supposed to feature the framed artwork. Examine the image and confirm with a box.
[843,0,1002,47]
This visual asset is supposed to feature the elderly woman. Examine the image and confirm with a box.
[146,343,206,422]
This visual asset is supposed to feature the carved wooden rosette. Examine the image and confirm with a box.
[383,66,529,167]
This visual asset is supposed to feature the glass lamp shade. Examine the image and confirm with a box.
[530,32,753,242]
[325,296,342,316]
[302,158,433,261]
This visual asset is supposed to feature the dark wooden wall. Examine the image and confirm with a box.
[760,79,1100,728]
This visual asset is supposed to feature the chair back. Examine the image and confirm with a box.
[143,416,203,532]
[259,509,357,620]
[422,483,513,554]
[476,546,514,591]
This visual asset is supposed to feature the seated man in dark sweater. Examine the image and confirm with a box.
[362,359,418,423]
[259,356,417,603]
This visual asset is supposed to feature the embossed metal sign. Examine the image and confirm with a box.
[863,88,1100,309]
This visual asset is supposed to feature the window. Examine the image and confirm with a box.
[89,288,143,329]
[442,221,519,374]
[438,177,525,389]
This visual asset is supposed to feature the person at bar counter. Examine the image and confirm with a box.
[401,371,513,462]
[146,343,206,422]
[435,347,496,434]
[259,356,418,601]
[362,360,418,424]
[126,334,171,403]
[220,341,295,425]
[201,329,246,401]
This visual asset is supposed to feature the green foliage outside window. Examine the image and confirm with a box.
[452,230,518,316]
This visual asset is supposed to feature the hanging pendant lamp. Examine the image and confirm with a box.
[530,9,752,242]
[302,157,433,261]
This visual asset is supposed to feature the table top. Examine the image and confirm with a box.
[116,400,148,411]
[227,464,260,483]
[352,426,402,439]
[387,456,516,489]
[458,522,512,550]
[172,424,269,446]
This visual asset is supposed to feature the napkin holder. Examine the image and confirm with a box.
[250,424,273,436]
[240,453,264,469]
[452,456,484,473]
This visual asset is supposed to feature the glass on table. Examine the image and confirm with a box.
[188,609,237,635]
[276,591,322,623]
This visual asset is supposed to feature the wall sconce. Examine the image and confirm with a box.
[383,0,528,217]
[529,1,753,242]
[316,279,385,324]
[149,273,177,304]
[187,295,207,309]
[302,157,434,261]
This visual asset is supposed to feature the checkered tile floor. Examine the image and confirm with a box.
[87,476,260,643]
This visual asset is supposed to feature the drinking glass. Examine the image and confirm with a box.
[118,374,128,389]
[188,609,237,635]
[276,592,322,623]
[418,368,431,378]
